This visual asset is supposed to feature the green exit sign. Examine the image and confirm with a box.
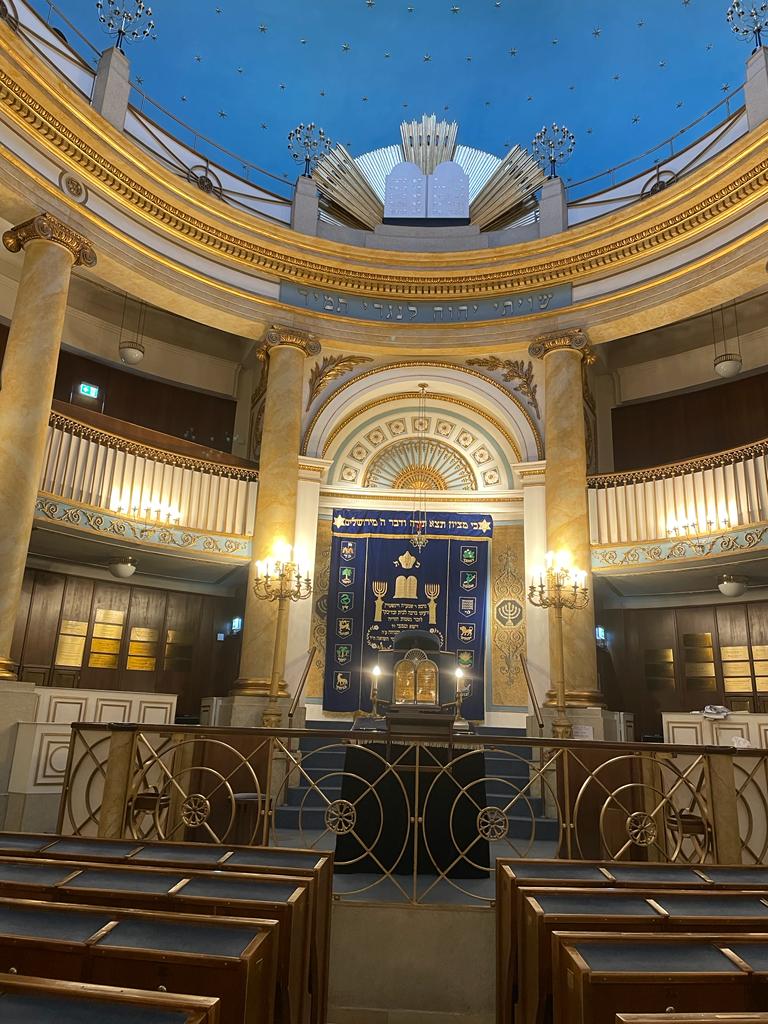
[78,382,99,399]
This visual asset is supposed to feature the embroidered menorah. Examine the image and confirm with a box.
[372,580,387,621]
[424,583,440,624]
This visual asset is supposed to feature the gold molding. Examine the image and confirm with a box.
[307,354,373,409]
[2,212,96,267]
[528,328,595,364]
[35,493,251,558]
[2,27,768,303]
[319,390,523,466]
[302,361,543,459]
[319,490,524,504]
[588,436,768,487]
[49,410,259,481]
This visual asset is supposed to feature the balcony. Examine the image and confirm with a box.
[34,407,258,568]
[588,438,768,570]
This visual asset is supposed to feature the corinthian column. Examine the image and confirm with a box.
[0,214,96,680]
[529,329,602,707]
[234,326,320,697]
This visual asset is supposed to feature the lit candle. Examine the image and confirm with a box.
[371,664,381,696]
[455,666,464,691]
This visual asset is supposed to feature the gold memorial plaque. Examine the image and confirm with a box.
[754,661,768,674]
[166,630,192,644]
[129,641,157,656]
[757,677,768,692]
[54,635,85,668]
[684,661,716,677]
[92,623,123,640]
[752,646,768,660]
[95,608,125,624]
[131,627,159,642]
[645,648,674,662]
[126,656,157,672]
[683,633,713,647]
[645,662,674,678]
[725,678,753,692]
[721,646,750,661]
[88,653,118,669]
[685,649,714,663]
[724,663,752,677]
[646,676,674,690]
[60,619,88,636]
[90,638,120,654]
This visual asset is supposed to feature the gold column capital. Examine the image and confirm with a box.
[528,328,595,365]
[2,213,97,268]
[263,324,321,358]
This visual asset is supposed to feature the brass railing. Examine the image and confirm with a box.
[58,724,767,905]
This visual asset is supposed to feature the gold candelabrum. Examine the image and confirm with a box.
[527,551,590,740]
[253,544,312,728]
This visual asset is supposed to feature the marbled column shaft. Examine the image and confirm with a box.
[542,345,601,706]
[235,340,307,693]
[0,239,76,677]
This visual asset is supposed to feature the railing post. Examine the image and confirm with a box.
[97,724,137,839]
[707,752,742,864]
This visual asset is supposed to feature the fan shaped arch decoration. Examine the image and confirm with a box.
[363,438,477,491]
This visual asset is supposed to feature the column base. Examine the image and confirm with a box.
[230,676,289,698]
[216,693,290,729]
[0,659,18,681]
[528,707,635,743]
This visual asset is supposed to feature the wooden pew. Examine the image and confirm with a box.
[0,831,332,1024]
[553,933,768,1024]
[0,897,276,1024]
[496,860,767,1024]
[0,855,309,1024]
[518,887,768,1024]
[0,972,220,1023]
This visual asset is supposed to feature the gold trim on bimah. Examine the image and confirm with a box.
[3,212,96,267]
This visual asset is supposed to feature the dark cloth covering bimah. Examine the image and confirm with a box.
[335,743,489,877]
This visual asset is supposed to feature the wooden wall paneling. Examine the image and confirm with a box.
[715,603,754,711]
[623,607,679,738]
[161,592,201,716]
[20,572,66,683]
[122,586,166,692]
[79,583,131,690]
[612,369,768,471]
[51,576,94,688]
[674,606,722,710]
[596,608,626,713]
[54,351,236,454]
[10,569,34,669]
[748,602,768,709]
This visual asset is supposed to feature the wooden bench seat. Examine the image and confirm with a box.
[0,897,276,1023]
[496,859,722,1024]
[518,886,768,1024]
[0,972,220,1024]
[0,854,308,1024]
[0,831,331,1024]
[553,933,768,1024]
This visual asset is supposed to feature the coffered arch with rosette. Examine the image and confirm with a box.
[302,361,542,490]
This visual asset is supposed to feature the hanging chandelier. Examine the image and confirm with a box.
[410,383,430,551]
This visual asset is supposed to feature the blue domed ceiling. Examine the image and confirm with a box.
[46,0,747,188]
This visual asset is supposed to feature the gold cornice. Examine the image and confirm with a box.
[528,328,596,364]
[49,410,259,481]
[2,211,95,266]
[320,490,524,504]
[2,25,768,303]
[302,361,543,459]
[588,436,768,487]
